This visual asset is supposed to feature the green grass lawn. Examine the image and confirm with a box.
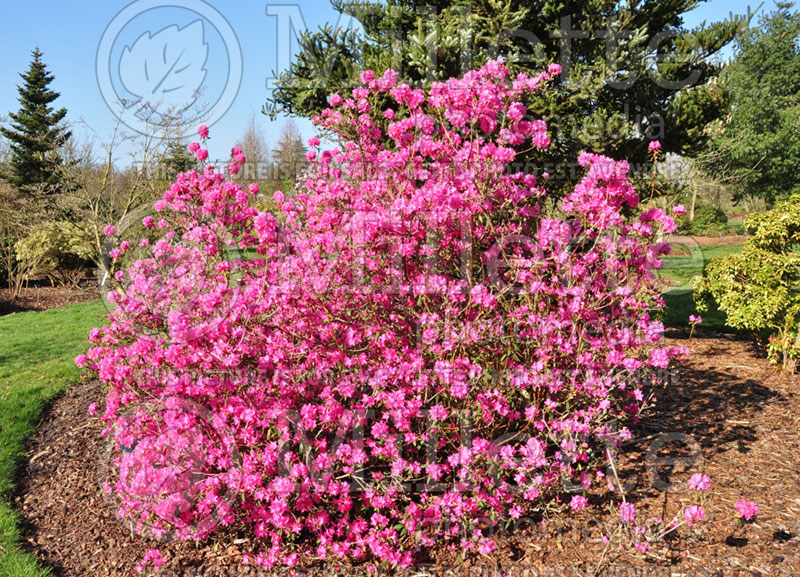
[0,300,104,577]
[656,242,744,332]
[657,242,744,292]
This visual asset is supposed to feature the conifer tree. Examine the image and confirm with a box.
[1,47,71,196]
[265,1,749,193]
[270,119,307,193]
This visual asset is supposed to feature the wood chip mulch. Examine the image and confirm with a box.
[15,333,800,576]
[0,286,97,317]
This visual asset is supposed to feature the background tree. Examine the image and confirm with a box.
[265,0,748,193]
[161,140,196,181]
[269,119,307,194]
[0,47,71,197]
[64,110,194,279]
[233,113,271,184]
[701,2,800,206]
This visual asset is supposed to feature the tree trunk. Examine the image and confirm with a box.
[690,181,698,222]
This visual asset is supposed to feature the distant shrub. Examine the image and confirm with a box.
[677,204,728,236]
[14,222,93,287]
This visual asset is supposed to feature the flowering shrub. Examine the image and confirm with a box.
[79,60,685,569]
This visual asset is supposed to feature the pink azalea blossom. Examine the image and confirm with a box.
[619,502,637,523]
[135,549,166,574]
[570,495,589,511]
[684,505,705,526]
[735,500,759,521]
[688,473,710,491]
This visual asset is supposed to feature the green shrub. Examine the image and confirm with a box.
[678,203,729,236]
[695,195,800,371]
[14,222,93,287]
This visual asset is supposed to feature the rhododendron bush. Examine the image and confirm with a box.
[79,60,685,569]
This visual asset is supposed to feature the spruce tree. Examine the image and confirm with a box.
[1,47,71,196]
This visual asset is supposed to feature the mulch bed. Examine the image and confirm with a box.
[0,286,97,316]
[666,234,749,247]
[15,334,800,576]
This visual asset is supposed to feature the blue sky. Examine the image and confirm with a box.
[0,0,770,162]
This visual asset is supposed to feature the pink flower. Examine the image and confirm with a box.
[103,224,116,237]
[188,141,200,153]
[683,505,705,526]
[142,215,154,228]
[360,70,375,84]
[195,148,208,162]
[120,241,131,252]
[688,473,710,491]
[735,500,759,521]
[689,315,703,324]
[87,402,98,415]
[75,354,88,367]
[619,502,636,522]
[248,183,259,195]
[477,539,495,555]
[429,405,448,421]
[570,495,588,511]
[673,204,686,216]
[197,125,209,139]
[109,248,121,260]
[648,140,661,151]
[135,549,167,574]
[634,541,649,553]
[308,136,320,147]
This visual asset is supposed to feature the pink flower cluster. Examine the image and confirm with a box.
[735,500,759,521]
[81,60,685,569]
[688,472,710,491]
[135,549,166,574]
